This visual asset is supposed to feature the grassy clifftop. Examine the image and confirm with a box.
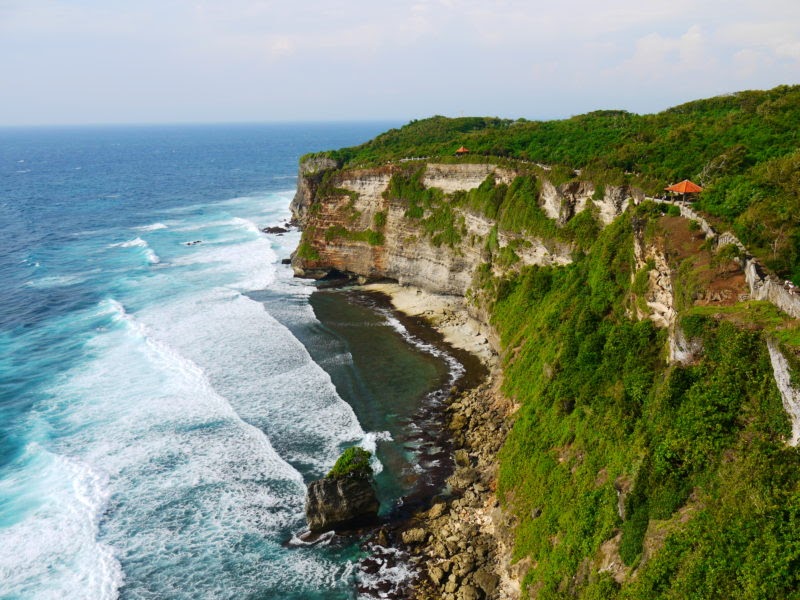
[309,85,800,281]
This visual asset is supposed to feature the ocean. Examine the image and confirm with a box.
[0,124,461,599]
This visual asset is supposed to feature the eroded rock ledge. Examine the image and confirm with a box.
[289,159,637,296]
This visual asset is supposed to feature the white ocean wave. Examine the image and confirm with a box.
[379,309,466,386]
[0,444,123,600]
[109,237,161,264]
[135,222,168,232]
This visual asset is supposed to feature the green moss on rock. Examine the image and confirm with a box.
[327,446,373,480]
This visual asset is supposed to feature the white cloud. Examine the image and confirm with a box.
[733,48,773,78]
[612,25,713,81]
[0,0,798,124]
[717,21,800,61]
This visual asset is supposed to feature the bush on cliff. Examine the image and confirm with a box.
[491,211,798,599]
[327,446,373,480]
[320,84,800,279]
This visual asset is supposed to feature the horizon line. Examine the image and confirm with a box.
[0,118,411,130]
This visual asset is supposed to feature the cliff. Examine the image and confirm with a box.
[290,160,636,297]
[289,150,800,599]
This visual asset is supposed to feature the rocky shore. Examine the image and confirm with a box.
[403,379,519,600]
[365,284,520,600]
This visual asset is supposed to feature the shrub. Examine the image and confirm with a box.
[327,446,373,479]
[295,239,320,261]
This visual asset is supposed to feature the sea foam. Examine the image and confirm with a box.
[380,310,466,386]
[135,222,168,232]
[0,444,123,600]
[37,297,321,595]
[135,285,369,474]
[110,237,161,264]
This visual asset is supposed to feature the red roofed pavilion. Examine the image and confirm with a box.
[665,179,703,194]
[455,146,470,156]
[665,179,703,202]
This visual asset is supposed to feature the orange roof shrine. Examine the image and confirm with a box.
[455,146,470,155]
[665,179,703,194]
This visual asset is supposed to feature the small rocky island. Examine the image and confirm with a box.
[305,446,379,533]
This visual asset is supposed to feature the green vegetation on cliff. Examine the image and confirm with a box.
[298,86,800,598]
[381,166,600,251]
[308,84,800,279]
[489,207,800,599]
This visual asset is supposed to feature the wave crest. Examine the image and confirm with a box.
[110,237,160,264]
[135,222,167,232]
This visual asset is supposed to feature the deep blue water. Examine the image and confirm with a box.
[0,123,452,599]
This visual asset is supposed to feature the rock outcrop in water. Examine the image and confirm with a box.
[305,447,379,533]
[305,476,380,532]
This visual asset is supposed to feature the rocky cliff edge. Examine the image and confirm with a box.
[290,159,638,297]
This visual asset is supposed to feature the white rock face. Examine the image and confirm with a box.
[766,339,800,446]
[339,172,393,201]
[497,233,572,269]
[539,180,563,222]
[381,201,482,294]
[540,180,632,226]
[463,212,494,237]
[632,223,676,329]
[339,172,394,229]
[422,163,515,193]
[669,325,702,365]
[595,186,632,226]
[292,161,628,297]
[645,252,677,328]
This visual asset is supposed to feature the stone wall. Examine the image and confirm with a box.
[766,340,800,446]
[743,260,800,319]
[648,197,800,319]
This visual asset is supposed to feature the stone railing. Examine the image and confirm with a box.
[715,231,746,252]
[743,260,800,319]
[644,197,800,319]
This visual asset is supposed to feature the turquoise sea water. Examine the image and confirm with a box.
[0,124,459,599]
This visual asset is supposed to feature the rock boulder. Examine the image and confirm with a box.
[305,446,379,532]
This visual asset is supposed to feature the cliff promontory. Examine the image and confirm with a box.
[291,160,637,297]
[291,88,800,600]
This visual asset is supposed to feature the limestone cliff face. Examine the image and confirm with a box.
[290,156,339,223]
[630,214,705,366]
[290,160,632,297]
[632,217,676,330]
[422,162,516,192]
[540,180,642,226]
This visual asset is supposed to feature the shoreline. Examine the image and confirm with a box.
[303,283,492,598]
[361,283,498,369]
[354,283,519,600]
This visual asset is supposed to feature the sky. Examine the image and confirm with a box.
[0,0,799,126]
